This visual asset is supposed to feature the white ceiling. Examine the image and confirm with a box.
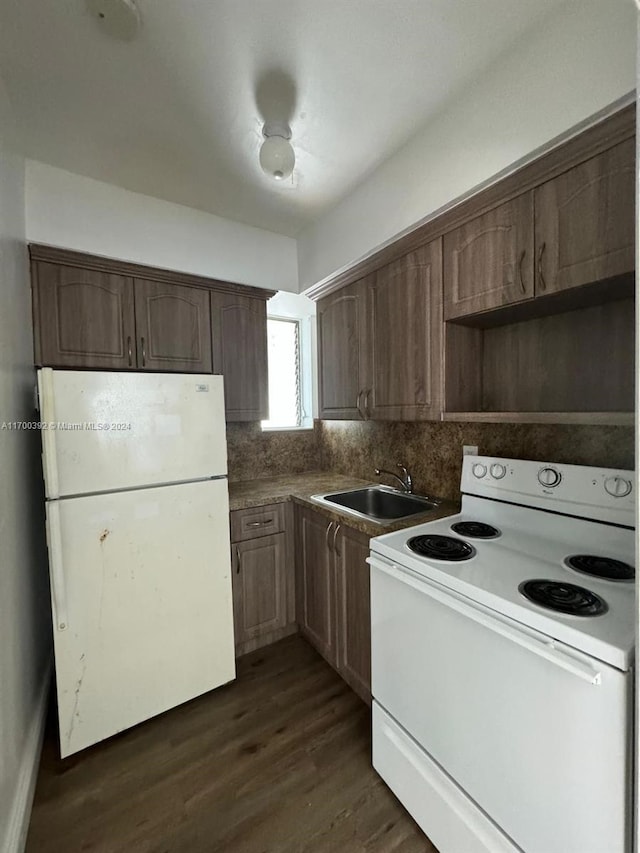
[0,0,568,237]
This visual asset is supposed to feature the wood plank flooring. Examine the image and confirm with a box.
[26,635,437,853]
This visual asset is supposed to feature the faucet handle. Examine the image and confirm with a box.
[396,462,413,493]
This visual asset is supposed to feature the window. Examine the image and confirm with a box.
[261,317,303,429]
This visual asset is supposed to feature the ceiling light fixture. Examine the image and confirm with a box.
[259,121,295,181]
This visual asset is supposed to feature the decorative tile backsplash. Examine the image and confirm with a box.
[226,422,321,482]
[227,418,634,502]
[318,420,635,502]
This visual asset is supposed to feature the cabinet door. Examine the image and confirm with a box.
[367,240,442,421]
[134,279,212,373]
[443,193,534,319]
[317,278,370,419]
[33,262,136,368]
[534,139,635,296]
[231,534,287,649]
[296,508,335,664]
[335,524,371,704]
[211,293,268,421]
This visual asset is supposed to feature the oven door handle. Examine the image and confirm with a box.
[367,556,603,685]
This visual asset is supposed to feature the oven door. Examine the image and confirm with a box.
[369,553,631,853]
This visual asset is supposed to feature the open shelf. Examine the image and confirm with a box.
[442,411,634,425]
[444,294,634,425]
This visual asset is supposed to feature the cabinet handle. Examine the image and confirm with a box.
[235,545,241,574]
[141,336,146,366]
[537,242,546,291]
[247,519,273,527]
[332,523,341,556]
[325,521,334,550]
[127,336,133,367]
[364,389,372,419]
[518,249,526,294]
[356,390,364,419]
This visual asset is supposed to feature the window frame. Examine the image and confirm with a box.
[261,314,310,432]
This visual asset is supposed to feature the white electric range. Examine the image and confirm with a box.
[369,455,635,853]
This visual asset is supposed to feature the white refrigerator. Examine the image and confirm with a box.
[38,369,236,758]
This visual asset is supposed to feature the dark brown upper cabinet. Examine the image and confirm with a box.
[366,240,442,421]
[134,279,212,373]
[30,246,273,421]
[317,243,442,422]
[210,292,268,421]
[443,193,534,320]
[317,278,370,420]
[32,262,137,369]
[534,138,635,296]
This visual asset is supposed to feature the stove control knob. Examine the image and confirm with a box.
[538,467,561,488]
[472,463,487,478]
[490,463,506,480]
[604,476,632,498]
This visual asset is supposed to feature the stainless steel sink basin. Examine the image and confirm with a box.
[311,485,439,524]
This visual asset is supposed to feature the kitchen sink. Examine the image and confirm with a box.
[311,486,439,524]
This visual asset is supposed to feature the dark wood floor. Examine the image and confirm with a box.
[27,635,437,852]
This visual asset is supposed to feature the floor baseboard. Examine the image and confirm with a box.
[2,664,51,853]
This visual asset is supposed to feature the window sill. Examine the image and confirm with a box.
[260,425,315,434]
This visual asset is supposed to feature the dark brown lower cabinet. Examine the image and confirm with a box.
[296,506,336,665]
[334,524,372,703]
[230,503,296,657]
[296,506,371,703]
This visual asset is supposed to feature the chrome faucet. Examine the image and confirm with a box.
[375,462,413,494]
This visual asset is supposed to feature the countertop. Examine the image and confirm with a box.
[228,471,459,537]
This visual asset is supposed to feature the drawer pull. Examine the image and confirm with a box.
[247,519,273,527]
[235,545,241,574]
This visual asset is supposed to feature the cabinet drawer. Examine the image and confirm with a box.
[230,503,285,541]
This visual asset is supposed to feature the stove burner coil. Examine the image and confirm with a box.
[450,521,501,539]
[407,535,475,561]
[565,555,634,582]
[519,579,608,617]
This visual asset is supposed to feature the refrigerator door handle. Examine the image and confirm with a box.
[38,368,60,498]
[46,502,68,631]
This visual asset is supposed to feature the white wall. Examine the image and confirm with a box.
[0,78,50,853]
[297,0,637,289]
[25,160,298,292]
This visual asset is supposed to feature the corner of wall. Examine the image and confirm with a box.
[1,667,50,853]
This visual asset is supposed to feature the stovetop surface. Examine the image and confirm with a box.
[371,494,636,671]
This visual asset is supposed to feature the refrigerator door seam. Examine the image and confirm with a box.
[49,474,228,501]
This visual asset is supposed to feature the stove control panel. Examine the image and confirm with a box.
[538,466,562,488]
[461,455,635,526]
[604,476,633,498]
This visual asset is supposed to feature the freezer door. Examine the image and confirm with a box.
[46,478,235,757]
[38,369,227,497]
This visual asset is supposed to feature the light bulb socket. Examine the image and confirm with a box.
[262,120,292,141]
